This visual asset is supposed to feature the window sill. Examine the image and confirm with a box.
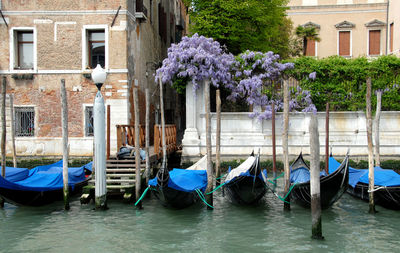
[11,73,34,80]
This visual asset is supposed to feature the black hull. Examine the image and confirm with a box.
[224,176,267,205]
[0,178,90,206]
[151,186,199,209]
[290,154,349,209]
[347,183,400,210]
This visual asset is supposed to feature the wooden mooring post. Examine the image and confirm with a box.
[366,77,376,214]
[283,80,290,211]
[272,102,277,180]
[145,88,150,186]
[133,86,142,209]
[215,89,221,186]
[374,90,382,167]
[61,79,70,210]
[9,94,16,168]
[204,79,213,209]
[0,76,6,208]
[310,113,323,240]
[325,103,329,174]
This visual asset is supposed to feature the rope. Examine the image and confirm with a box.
[195,189,214,209]
[216,174,226,180]
[206,183,225,195]
[368,186,386,193]
[134,186,150,206]
[265,181,297,204]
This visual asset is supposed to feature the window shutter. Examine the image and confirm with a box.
[306,39,316,56]
[369,30,380,55]
[339,31,350,56]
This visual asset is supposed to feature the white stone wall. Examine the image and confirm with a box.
[181,83,400,162]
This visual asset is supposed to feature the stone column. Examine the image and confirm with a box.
[182,82,201,158]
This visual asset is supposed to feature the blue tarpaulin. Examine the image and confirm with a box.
[149,168,207,193]
[0,161,92,191]
[330,157,400,187]
[290,166,328,184]
[2,167,29,182]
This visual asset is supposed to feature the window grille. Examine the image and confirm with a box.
[85,106,94,136]
[15,107,34,137]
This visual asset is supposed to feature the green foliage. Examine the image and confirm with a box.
[188,0,292,57]
[288,55,400,111]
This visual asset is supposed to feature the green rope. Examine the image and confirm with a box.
[274,172,284,180]
[267,180,277,186]
[216,174,226,180]
[134,186,150,206]
[206,183,225,195]
[195,189,214,209]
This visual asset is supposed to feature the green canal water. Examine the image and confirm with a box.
[1,180,400,253]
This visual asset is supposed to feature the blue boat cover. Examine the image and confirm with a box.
[330,157,400,187]
[0,161,92,191]
[290,166,328,184]
[149,168,207,193]
[2,166,29,182]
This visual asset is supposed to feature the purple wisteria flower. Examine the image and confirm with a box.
[309,72,317,80]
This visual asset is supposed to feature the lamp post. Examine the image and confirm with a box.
[91,64,108,210]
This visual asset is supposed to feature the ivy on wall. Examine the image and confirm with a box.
[288,56,400,111]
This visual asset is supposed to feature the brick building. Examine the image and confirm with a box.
[0,0,188,157]
[287,0,400,58]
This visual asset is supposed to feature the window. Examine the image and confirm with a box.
[85,106,94,137]
[368,30,381,56]
[305,39,316,56]
[88,30,105,68]
[10,28,36,71]
[338,31,351,57]
[390,23,394,53]
[15,107,35,137]
[82,26,108,70]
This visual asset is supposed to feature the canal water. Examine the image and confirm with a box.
[1,179,399,253]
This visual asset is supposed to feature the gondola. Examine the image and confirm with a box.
[223,151,268,205]
[148,155,208,209]
[0,160,92,206]
[330,157,400,210]
[289,153,349,209]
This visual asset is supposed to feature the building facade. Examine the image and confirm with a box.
[0,0,187,157]
[287,0,400,58]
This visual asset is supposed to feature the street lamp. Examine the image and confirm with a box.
[91,64,108,210]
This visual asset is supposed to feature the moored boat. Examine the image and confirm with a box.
[289,153,349,209]
[330,157,400,210]
[149,155,208,209]
[223,151,268,205]
[0,160,92,206]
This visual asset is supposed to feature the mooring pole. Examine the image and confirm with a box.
[1,76,6,178]
[107,105,111,160]
[10,94,16,168]
[272,102,277,180]
[215,89,221,186]
[325,103,329,174]
[204,79,214,209]
[310,113,323,239]
[60,79,70,210]
[133,86,142,208]
[374,91,382,167]
[366,77,376,214]
[283,79,290,211]
[0,76,6,208]
[159,74,167,168]
[145,88,150,186]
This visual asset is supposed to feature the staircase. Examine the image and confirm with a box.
[80,157,148,204]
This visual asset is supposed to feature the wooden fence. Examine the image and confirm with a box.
[116,125,145,149]
[154,124,177,159]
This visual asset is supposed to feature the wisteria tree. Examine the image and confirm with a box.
[156,34,317,209]
[156,34,235,209]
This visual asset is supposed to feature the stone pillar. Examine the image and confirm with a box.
[182,82,201,158]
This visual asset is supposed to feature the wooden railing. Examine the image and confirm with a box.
[154,124,177,159]
[116,125,145,149]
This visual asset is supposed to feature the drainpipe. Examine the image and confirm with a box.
[385,0,390,55]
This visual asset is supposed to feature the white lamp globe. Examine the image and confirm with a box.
[91,64,107,88]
